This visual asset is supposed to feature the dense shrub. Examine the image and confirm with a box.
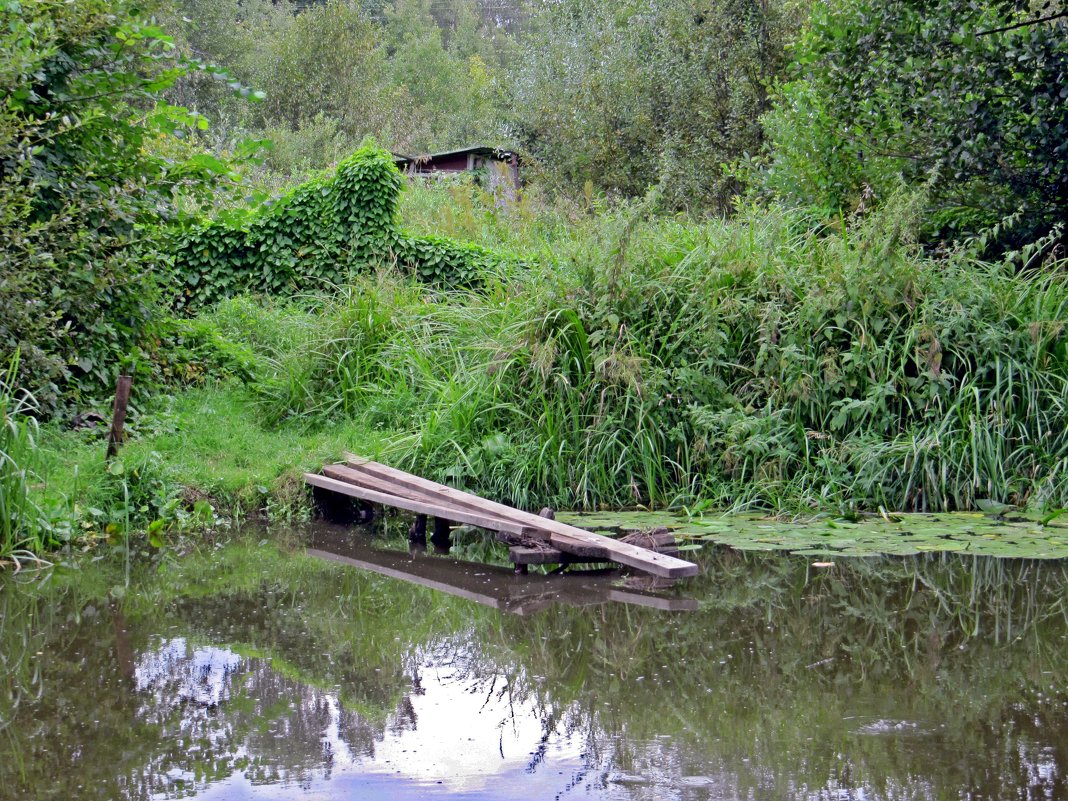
[0,0,247,414]
[757,0,1068,251]
[170,144,503,307]
[510,0,795,212]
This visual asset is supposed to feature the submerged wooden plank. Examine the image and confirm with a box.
[508,546,610,563]
[510,538,678,566]
[342,456,700,579]
[509,546,679,566]
[605,589,700,612]
[307,548,508,610]
[509,546,564,565]
[306,528,699,615]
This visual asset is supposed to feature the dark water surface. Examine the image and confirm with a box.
[2,523,1067,800]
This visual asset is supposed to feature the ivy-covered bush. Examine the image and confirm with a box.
[398,234,501,289]
[0,1,247,414]
[171,144,501,307]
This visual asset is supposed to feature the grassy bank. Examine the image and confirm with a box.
[12,183,1063,561]
[15,387,384,556]
[207,190,1068,513]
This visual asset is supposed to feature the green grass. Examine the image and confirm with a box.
[122,386,381,511]
[201,191,1067,515]
[17,187,1068,559]
[0,351,46,559]
[30,386,389,540]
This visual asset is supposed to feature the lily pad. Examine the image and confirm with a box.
[559,510,1068,560]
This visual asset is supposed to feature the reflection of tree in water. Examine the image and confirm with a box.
[133,638,348,788]
[473,552,1068,800]
[2,546,1067,801]
[0,566,437,800]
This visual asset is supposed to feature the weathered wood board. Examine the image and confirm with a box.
[305,528,699,614]
[304,457,700,579]
[340,457,699,578]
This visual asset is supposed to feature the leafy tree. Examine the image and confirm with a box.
[759,0,1068,250]
[509,0,794,212]
[160,0,514,174]
[383,0,506,151]
[0,0,245,412]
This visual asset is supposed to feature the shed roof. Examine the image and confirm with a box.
[393,145,517,167]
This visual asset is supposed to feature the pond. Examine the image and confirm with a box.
[1,520,1066,800]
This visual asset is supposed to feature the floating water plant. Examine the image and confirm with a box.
[557,511,1068,560]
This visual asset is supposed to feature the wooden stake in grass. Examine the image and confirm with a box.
[105,375,133,461]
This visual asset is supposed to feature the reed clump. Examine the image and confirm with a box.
[0,351,46,559]
[200,191,1067,514]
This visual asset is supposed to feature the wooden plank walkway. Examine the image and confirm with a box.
[303,457,700,579]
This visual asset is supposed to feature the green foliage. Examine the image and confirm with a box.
[397,234,501,288]
[161,0,514,166]
[170,143,502,306]
[510,0,796,212]
[758,0,1068,249]
[0,352,45,559]
[154,317,260,386]
[0,0,254,413]
[183,190,1068,514]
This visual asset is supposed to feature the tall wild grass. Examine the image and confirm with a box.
[1,352,45,558]
[202,191,1068,514]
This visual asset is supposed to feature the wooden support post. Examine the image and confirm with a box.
[105,375,133,461]
[431,516,452,553]
[514,507,553,573]
[409,514,428,547]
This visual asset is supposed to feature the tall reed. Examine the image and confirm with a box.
[0,351,45,558]
[206,194,1068,513]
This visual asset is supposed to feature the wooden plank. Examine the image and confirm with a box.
[507,549,622,565]
[309,546,698,615]
[343,456,562,534]
[508,546,601,565]
[342,456,700,579]
[307,528,700,615]
[509,546,566,565]
[509,543,678,566]
[323,464,548,541]
[342,457,696,576]
[304,474,538,538]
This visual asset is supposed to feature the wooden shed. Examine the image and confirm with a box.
[393,145,520,201]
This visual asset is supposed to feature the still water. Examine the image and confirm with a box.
[1,523,1066,800]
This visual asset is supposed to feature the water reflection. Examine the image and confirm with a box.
[0,531,1066,800]
[124,636,586,800]
[305,526,698,614]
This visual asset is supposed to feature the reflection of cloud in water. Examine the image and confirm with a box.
[366,664,583,794]
[136,637,242,708]
[132,637,1004,801]
[135,637,589,800]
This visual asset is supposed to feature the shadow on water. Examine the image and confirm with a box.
[1,522,1067,800]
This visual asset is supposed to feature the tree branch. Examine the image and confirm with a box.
[976,10,1068,36]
